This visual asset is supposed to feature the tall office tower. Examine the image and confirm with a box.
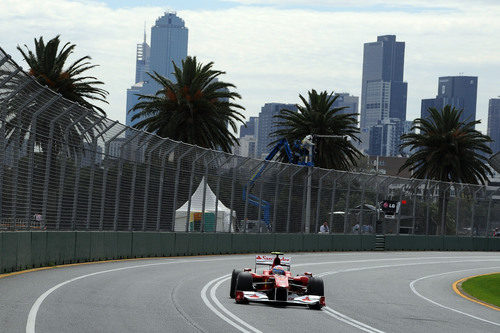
[126,12,188,128]
[488,98,500,153]
[256,103,297,157]
[331,93,359,115]
[367,118,413,157]
[240,116,259,138]
[360,35,408,135]
[420,76,478,124]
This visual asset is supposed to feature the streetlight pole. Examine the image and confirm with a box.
[304,134,350,234]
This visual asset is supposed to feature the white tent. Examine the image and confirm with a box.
[174,177,235,232]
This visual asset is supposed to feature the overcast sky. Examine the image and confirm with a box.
[1,0,499,133]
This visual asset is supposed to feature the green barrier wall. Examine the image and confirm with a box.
[0,232,499,274]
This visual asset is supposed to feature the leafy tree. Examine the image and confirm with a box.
[17,35,108,114]
[272,89,362,170]
[399,105,492,234]
[130,56,245,153]
[399,105,492,184]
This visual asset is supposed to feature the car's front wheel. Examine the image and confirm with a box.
[235,272,253,304]
[229,269,241,298]
[307,277,324,310]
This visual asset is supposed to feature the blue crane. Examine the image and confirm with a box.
[242,137,314,230]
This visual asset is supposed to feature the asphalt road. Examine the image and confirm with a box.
[0,251,499,333]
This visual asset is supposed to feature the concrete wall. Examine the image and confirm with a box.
[0,232,498,273]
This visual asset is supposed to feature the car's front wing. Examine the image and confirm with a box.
[237,291,325,306]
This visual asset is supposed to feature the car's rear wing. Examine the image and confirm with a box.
[254,255,291,271]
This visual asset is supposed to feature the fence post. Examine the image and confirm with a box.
[56,109,91,229]
[153,142,178,231]
[228,157,251,233]
[455,184,463,236]
[272,165,291,233]
[470,186,485,237]
[70,115,107,229]
[97,127,127,230]
[185,150,209,232]
[171,146,195,231]
[0,80,33,219]
[10,90,44,220]
[140,139,167,231]
[112,131,147,231]
[85,120,120,228]
[411,180,418,234]
[41,104,78,224]
[327,172,346,233]
[213,155,233,232]
[343,174,353,234]
[359,174,377,233]
[201,153,219,232]
[286,167,303,233]
[314,170,333,233]
[25,95,62,223]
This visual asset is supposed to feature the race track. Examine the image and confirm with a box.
[0,251,499,333]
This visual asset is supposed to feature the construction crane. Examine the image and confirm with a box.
[242,134,348,230]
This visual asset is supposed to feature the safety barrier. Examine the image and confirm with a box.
[1,232,499,273]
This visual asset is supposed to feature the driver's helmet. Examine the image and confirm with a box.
[272,265,285,275]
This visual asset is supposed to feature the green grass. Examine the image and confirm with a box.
[461,273,500,307]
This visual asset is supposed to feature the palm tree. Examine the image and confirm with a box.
[271,89,362,170]
[399,105,492,184]
[129,56,245,153]
[399,105,493,235]
[17,35,108,114]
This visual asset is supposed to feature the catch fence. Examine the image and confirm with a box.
[0,47,499,236]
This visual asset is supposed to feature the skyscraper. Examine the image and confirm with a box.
[331,93,359,116]
[367,118,413,157]
[420,76,478,124]
[360,35,407,135]
[240,117,259,138]
[488,98,500,153]
[256,103,297,157]
[126,12,188,128]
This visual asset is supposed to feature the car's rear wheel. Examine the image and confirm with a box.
[235,272,253,304]
[307,277,324,310]
[230,269,241,298]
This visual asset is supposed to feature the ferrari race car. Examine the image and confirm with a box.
[229,252,325,309]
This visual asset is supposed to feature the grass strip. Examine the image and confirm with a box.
[461,273,500,307]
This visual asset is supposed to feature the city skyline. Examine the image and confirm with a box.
[1,0,499,135]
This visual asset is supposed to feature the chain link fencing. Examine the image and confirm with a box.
[1,47,499,236]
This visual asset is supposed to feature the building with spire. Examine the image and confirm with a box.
[360,35,408,154]
[126,12,188,128]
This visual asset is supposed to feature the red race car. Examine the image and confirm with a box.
[229,252,325,309]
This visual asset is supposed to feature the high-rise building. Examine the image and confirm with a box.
[367,118,413,157]
[488,98,500,153]
[331,93,359,115]
[126,12,188,128]
[420,76,478,123]
[360,35,408,135]
[256,103,297,157]
[240,116,259,138]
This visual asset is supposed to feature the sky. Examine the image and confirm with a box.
[1,0,499,134]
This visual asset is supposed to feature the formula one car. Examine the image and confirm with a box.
[229,252,325,309]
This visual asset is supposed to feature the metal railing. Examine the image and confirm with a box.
[1,47,499,236]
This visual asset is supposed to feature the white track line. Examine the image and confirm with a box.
[25,257,236,333]
[409,267,500,327]
[322,307,385,333]
[202,256,500,333]
[201,275,262,333]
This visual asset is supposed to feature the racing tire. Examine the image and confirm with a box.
[275,287,288,302]
[307,277,324,310]
[235,272,253,304]
[230,269,241,298]
[307,277,324,296]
